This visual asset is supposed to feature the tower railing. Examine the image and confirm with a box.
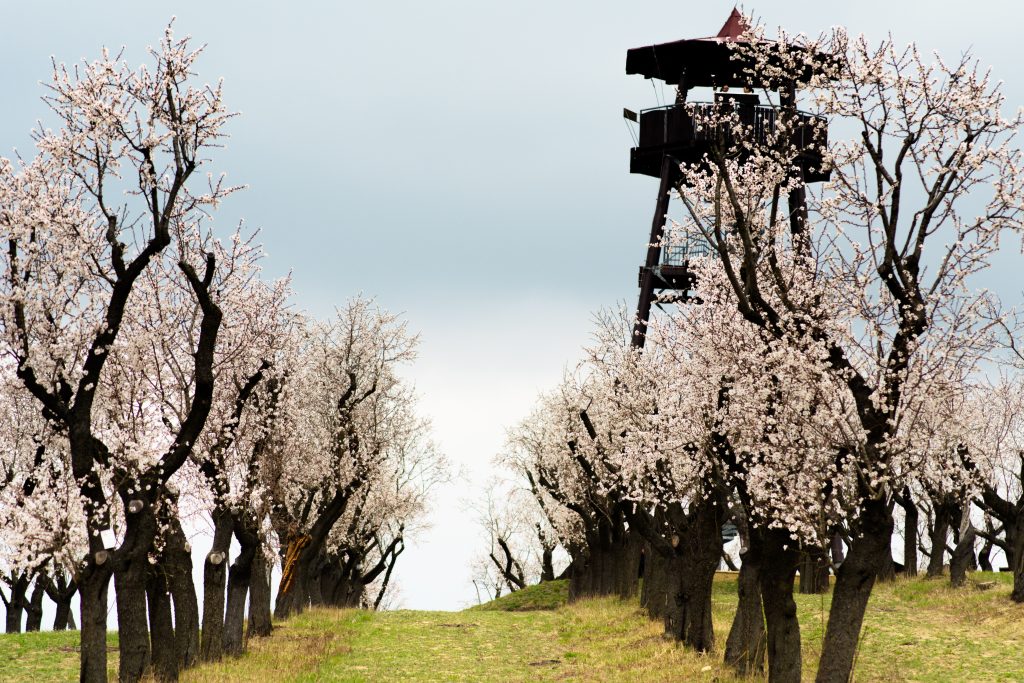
[662,233,711,266]
[637,101,826,153]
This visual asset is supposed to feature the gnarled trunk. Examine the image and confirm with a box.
[115,501,161,683]
[115,550,153,682]
[725,540,765,675]
[44,572,78,631]
[78,559,113,683]
[1008,516,1024,603]
[926,501,953,578]
[664,497,722,652]
[200,508,233,661]
[275,534,314,618]
[164,516,199,670]
[247,551,273,639]
[147,567,178,682]
[759,529,801,683]
[641,546,670,621]
[896,487,918,576]
[24,578,44,632]
[798,547,830,594]
[949,514,976,589]
[223,521,259,656]
[815,498,893,683]
[3,573,27,633]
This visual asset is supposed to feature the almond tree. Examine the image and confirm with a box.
[668,22,1024,682]
[959,377,1024,600]
[0,25,237,682]
[265,300,423,618]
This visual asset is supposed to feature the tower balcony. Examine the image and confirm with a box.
[629,101,830,183]
[638,232,711,292]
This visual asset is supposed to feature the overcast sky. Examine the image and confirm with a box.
[2,1,1022,611]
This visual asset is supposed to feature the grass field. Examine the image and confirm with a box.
[2,572,1022,682]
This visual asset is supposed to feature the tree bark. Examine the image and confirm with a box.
[147,567,179,682]
[829,532,846,566]
[876,550,897,583]
[617,530,643,599]
[115,553,153,683]
[759,530,801,683]
[3,573,27,633]
[895,487,918,576]
[815,498,893,683]
[949,512,976,589]
[540,542,555,583]
[223,522,259,656]
[1008,516,1024,603]
[275,542,310,618]
[664,498,722,652]
[247,551,273,639]
[641,546,670,621]
[926,501,952,578]
[725,537,765,675]
[798,547,830,593]
[78,560,113,683]
[53,595,74,631]
[43,572,78,631]
[200,508,234,661]
[115,501,162,683]
[24,578,44,632]
[164,516,199,670]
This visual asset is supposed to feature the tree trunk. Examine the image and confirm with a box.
[897,488,918,576]
[949,513,976,589]
[616,530,643,599]
[977,537,993,572]
[540,544,555,583]
[275,532,319,619]
[1008,515,1024,603]
[223,522,259,656]
[53,594,74,631]
[798,548,830,594]
[200,508,234,661]
[926,502,951,578]
[164,516,199,670]
[24,578,44,632]
[247,551,273,639]
[306,553,326,607]
[147,568,179,682]
[45,572,78,632]
[115,552,153,683]
[78,560,113,683]
[725,544,765,675]
[815,498,893,683]
[759,530,801,683]
[664,498,721,651]
[829,532,845,566]
[876,551,897,583]
[4,573,27,633]
[641,547,670,621]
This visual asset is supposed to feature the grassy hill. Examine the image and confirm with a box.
[2,573,1023,681]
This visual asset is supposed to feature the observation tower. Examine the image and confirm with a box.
[624,9,831,347]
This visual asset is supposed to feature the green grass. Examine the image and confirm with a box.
[468,579,568,611]
[2,573,1023,682]
[0,628,119,681]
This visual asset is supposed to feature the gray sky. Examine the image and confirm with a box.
[2,1,1022,611]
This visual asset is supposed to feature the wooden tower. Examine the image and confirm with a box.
[625,9,830,348]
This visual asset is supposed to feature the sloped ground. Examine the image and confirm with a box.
[2,573,1023,682]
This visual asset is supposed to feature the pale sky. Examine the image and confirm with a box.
[2,0,1022,611]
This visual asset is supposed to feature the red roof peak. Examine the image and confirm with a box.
[716,8,750,41]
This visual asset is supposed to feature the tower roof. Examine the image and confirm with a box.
[625,10,831,89]
[714,7,750,41]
